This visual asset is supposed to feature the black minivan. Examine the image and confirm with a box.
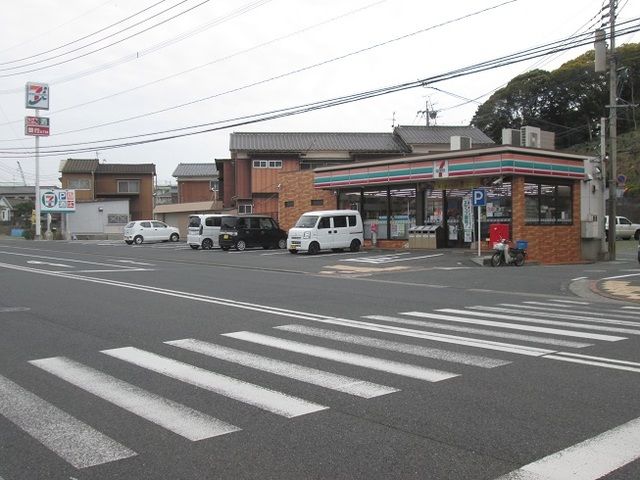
[219,215,287,251]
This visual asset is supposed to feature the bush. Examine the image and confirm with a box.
[22,229,35,240]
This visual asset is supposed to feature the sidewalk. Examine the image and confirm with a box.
[592,277,640,304]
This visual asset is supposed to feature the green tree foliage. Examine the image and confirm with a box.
[471,43,640,148]
[12,200,34,227]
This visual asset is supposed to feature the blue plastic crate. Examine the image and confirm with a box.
[516,240,528,250]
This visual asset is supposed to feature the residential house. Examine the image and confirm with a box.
[172,163,219,203]
[59,159,156,219]
[216,125,494,229]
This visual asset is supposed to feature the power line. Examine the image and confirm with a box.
[0,0,522,138]
[0,0,169,66]
[0,0,211,77]
[3,20,639,159]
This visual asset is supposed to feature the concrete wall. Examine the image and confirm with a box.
[68,200,130,237]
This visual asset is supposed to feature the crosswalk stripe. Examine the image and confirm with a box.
[0,374,136,469]
[29,357,240,440]
[502,303,640,320]
[101,347,327,418]
[544,299,590,305]
[304,317,555,356]
[274,325,510,368]
[471,306,640,328]
[494,416,640,480]
[223,331,459,382]
[543,352,640,373]
[166,338,398,398]
[404,311,628,342]
[361,315,592,349]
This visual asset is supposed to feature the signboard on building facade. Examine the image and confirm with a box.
[25,116,50,136]
[40,189,76,212]
[25,82,50,110]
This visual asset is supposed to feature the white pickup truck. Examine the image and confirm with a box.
[605,215,640,240]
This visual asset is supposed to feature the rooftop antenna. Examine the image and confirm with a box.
[388,111,397,128]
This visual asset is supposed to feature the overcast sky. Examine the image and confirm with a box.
[0,0,638,186]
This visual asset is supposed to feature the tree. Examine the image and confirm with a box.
[471,43,640,148]
[12,200,34,227]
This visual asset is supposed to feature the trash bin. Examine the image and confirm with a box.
[413,225,425,248]
[423,225,438,249]
[408,226,419,248]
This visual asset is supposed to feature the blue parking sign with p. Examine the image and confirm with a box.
[472,188,486,207]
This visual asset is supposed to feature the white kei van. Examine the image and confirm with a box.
[287,210,363,254]
[187,214,237,250]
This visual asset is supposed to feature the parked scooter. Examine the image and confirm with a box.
[490,238,526,267]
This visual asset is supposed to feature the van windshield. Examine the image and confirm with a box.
[295,215,318,228]
[188,216,201,227]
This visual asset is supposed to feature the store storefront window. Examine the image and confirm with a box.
[389,188,415,239]
[525,182,572,225]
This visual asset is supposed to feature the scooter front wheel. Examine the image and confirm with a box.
[490,252,503,267]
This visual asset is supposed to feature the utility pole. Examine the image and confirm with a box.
[607,0,617,260]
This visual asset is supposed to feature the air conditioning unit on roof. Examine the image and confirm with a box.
[502,128,521,146]
[520,126,541,148]
[450,136,472,150]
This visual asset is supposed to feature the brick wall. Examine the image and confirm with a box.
[278,171,337,231]
[511,176,582,264]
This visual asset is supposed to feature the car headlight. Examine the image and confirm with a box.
[303,231,311,239]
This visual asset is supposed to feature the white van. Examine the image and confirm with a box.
[187,214,237,250]
[287,210,363,254]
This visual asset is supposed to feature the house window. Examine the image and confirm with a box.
[310,199,324,206]
[524,182,572,225]
[252,160,282,169]
[67,178,91,190]
[284,201,294,208]
[209,180,219,191]
[117,180,140,193]
[107,214,129,224]
[238,204,253,214]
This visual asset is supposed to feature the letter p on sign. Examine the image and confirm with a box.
[472,188,486,207]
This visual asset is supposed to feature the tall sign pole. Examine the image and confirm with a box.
[25,82,50,240]
[607,0,617,260]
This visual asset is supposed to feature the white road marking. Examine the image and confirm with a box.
[545,299,590,305]
[405,311,628,342]
[101,347,327,418]
[116,260,155,266]
[543,352,640,373]
[341,253,443,264]
[362,315,592,349]
[223,331,459,382]
[0,262,553,357]
[0,307,30,313]
[166,338,398,398]
[571,276,588,281]
[495,416,640,480]
[29,356,239,440]
[0,374,136,469]
[27,260,72,268]
[622,306,640,310]
[274,324,510,368]
[504,303,640,320]
[478,306,640,327]
[0,250,134,269]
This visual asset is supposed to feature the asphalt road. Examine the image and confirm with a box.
[0,238,639,480]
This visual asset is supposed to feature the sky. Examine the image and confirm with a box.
[0,0,638,186]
